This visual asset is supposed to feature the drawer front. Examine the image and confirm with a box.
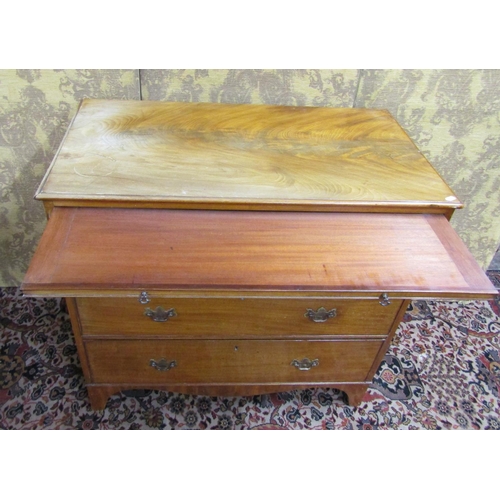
[85,339,384,384]
[77,297,401,337]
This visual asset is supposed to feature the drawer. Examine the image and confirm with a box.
[85,339,384,384]
[77,297,402,338]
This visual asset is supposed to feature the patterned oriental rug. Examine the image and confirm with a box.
[1,273,500,430]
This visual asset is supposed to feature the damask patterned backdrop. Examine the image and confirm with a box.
[0,70,140,285]
[0,69,499,286]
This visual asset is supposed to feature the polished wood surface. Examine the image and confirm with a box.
[23,100,497,411]
[22,207,497,298]
[77,297,402,338]
[81,300,408,409]
[41,200,457,220]
[65,298,92,381]
[85,339,384,385]
[365,299,411,382]
[36,99,461,212]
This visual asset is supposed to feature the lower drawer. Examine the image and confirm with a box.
[85,339,384,385]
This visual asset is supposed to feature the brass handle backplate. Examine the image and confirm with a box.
[149,358,177,371]
[144,306,177,322]
[291,358,319,371]
[304,307,337,323]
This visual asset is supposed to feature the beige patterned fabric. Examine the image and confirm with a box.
[355,69,500,270]
[0,70,140,285]
[0,69,498,285]
[140,69,360,106]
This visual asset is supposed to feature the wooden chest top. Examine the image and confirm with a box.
[36,99,460,212]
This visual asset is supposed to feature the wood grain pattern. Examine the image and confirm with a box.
[65,297,92,381]
[36,99,461,212]
[77,297,401,338]
[22,207,497,298]
[85,339,384,385]
[42,199,457,219]
[69,294,408,411]
[365,299,411,381]
[24,99,495,412]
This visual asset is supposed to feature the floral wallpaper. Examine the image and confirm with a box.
[0,70,140,285]
[0,69,499,286]
[140,69,360,107]
[355,69,500,270]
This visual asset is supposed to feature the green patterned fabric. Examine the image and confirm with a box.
[0,69,498,285]
[0,70,140,285]
[140,69,360,106]
[355,69,500,270]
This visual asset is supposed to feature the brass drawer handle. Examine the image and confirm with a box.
[304,307,337,322]
[144,306,177,322]
[149,358,177,371]
[291,358,319,371]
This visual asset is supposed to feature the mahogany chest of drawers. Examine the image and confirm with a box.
[22,100,497,410]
